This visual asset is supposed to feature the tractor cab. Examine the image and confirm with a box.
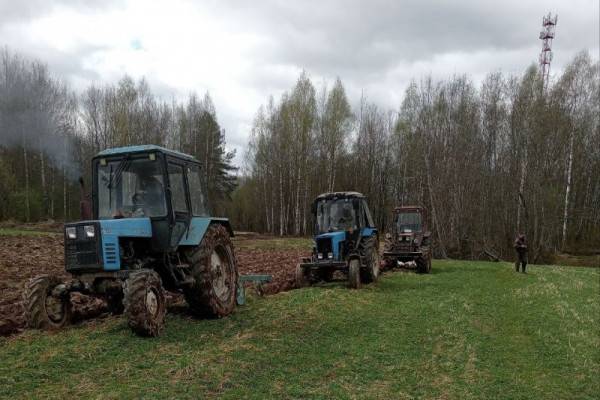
[91,145,207,252]
[312,192,375,262]
[393,206,425,244]
[65,145,228,274]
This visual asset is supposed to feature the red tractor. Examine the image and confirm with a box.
[383,206,432,273]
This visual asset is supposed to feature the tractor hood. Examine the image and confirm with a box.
[314,231,346,261]
[64,218,153,272]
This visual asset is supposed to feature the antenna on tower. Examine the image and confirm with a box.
[539,13,557,91]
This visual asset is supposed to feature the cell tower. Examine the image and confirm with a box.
[539,13,557,90]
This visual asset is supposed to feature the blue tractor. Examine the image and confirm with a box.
[296,192,380,289]
[24,145,238,336]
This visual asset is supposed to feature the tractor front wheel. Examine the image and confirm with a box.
[124,270,166,337]
[348,259,361,289]
[362,248,380,284]
[295,264,310,288]
[24,275,71,330]
[184,224,238,318]
[417,256,431,274]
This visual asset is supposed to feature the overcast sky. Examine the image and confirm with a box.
[0,0,598,165]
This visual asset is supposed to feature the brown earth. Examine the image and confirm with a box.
[0,234,308,336]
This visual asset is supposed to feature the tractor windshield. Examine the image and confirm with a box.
[315,198,357,233]
[97,157,167,219]
[396,212,422,233]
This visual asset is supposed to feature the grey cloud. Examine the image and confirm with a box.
[0,0,596,168]
[220,0,596,76]
[0,0,124,25]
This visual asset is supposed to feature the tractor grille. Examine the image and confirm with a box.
[395,235,415,252]
[104,242,118,265]
[65,223,102,272]
[316,237,333,258]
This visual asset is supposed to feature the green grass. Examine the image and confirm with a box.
[1,261,598,399]
[0,228,59,237]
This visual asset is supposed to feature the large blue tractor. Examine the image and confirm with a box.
[24,145,238,336]
[296,192,380,289]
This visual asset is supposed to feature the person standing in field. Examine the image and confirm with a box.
[514,234,528,273]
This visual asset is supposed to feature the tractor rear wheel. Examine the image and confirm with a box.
[124,270,166,337]
[24,275,71,330]
[348,259,361,289]
[184,224,238,318]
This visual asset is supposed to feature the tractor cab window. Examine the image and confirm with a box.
[316,198,358,233]
[168,163,188,213]
[97,157,166,219]
[363,202,375,228]
[187,164,207,216]
[396,212,422,233]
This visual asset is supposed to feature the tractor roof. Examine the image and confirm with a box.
[95,145,197,161]
[314,191,365,201]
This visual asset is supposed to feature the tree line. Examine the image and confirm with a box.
[236,51,599,261]
[1,47,598,261]
[0,48,236,221]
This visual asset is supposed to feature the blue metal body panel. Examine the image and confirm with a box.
[98,218,153,270]
[361,227,377,238]
[179,217,232,246]
[315,231,346,260]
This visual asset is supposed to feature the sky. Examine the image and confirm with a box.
[0,0,598,166]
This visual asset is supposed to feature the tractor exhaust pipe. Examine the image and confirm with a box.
[79,177,92,220]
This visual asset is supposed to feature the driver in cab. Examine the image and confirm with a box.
[130,169,165,217]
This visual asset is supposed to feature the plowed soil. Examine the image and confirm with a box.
[0,233,308,336]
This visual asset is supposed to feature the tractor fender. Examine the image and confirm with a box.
[179,217,234,246]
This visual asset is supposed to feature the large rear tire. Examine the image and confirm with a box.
[348,259,361,289]
[184,224,238,318]
[124,270,166,337]
[24,275,71,330]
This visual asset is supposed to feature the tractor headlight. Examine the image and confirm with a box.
[327,252,333,259]
[317,253,323,260]
[66,227,77,240]
[84,225,95,238]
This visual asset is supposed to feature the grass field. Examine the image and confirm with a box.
[1,260,598,399]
